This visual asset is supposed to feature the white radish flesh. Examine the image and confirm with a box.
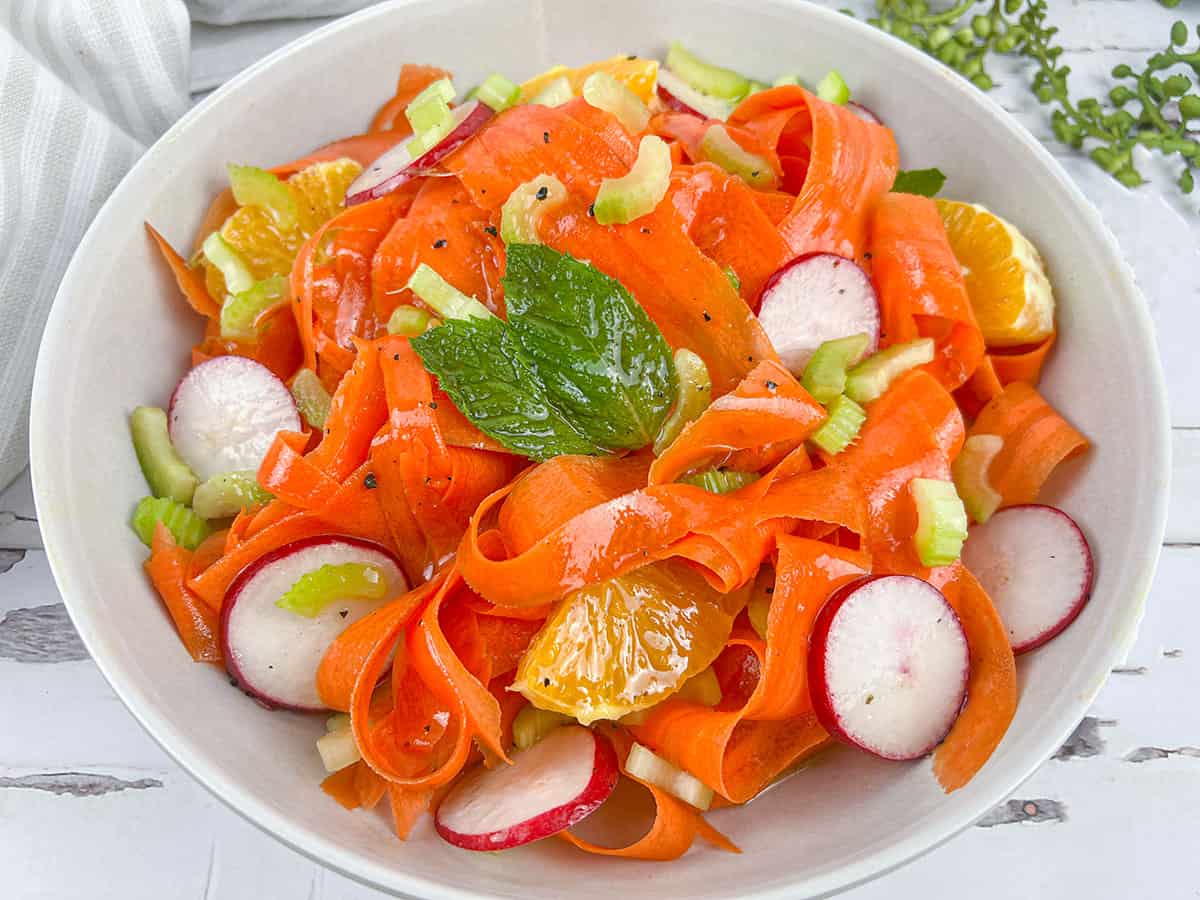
[847,101,883,125]
[655,69,734,121]
[435,725,618,851]
[962,504,1094,653]
[345,101,493,205]
[809,575,969,761]
[221,536,405,711]
[168,356,299,482]
[756,253,880,375]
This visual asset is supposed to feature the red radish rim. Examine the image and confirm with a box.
[808,574,970,761]
[979,504,1095,654]
[219,534,401,712]
[847,100,883,125]
[656,83,705,119]
[434,729,619,850]
[345,100,492,205]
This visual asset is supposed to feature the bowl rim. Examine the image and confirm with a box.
[29,1,1171,897]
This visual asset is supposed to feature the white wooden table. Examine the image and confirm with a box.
[3,2,1198,897]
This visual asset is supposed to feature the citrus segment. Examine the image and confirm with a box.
[514,561,746,724]
[520,56,659,104]
[202,158,363,300]
[935,199,1054,347]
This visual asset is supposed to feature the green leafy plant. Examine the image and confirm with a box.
[866,0,1200,195]
[412,245,677,461]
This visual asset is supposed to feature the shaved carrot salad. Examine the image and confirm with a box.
[131,47,1094,860]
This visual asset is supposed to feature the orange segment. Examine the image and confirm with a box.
[936,199,1054,347]
[520,56,659,104]
[203,158,363,299]
[514,561,746,724]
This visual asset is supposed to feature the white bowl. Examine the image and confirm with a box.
[31,1,1170,897]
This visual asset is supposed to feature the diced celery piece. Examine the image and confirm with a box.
[722,265,741,293]
[680,468,760,494]
[192,470,271,520]
[130,406,197,504]
[675,668,722,707]
[405,78,457,135]
[512,706,572,751]
[202,232,254,295]
[801,333,872,405]
[810,394,866,455]
[593,134,671,225]
[227,164,298,231]
[500,174,568,244]
[581,71,650,134]
[773,73,804,87]
[844,338,935,404]
[952,434,1004,524]
[530,75,573,107]
[699,125,778,190]
[276,562,389,618]
[626,742,713,810]
[476,73,521,112]
[405,263,494,321]
[911,478,968,567]
[326,713,351,733]
[653,348,711,454]
[406,96,452,137]
[816,70,851,105]
[386,304,435,336]
[316,725,360,773]
[131,496,211,550]
[291,368,331,429]
[666,42,751,100]
[220,275,287,342]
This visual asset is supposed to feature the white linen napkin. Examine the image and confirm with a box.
[0,0,377,492]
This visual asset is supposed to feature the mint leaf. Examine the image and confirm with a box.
[412,316,603,461]
[503,244,676,451]
[892,167,947,197]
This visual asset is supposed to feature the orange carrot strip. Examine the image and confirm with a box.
[989,332,1056,386]
[869,192,986,391]
[144,523,222,663]
[668,164,793,306]
[561,729,740,860]
[967,381,1088,507]
[370,177,506,321]
[321,764,362,809]
[305,337,389,480]
[541,193,777,395]
[257,431,341,509]
[146,224,221,319]
[387,785,436,838]
[930,564,1017,791]
[954,356,1004,420]
[729,86,898,261]
[187,528,230,583]
[649,360,825,485]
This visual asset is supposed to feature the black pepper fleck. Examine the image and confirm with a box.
[765,586,774,595]
[424,724,431,733]
[542,131,550,144]
[587,203,595,217]
[766,380,778,390]
[393,353,400,361]
[543,678,551,687]
[484,225,498,236]
[429,401,438,410]
[433,238,447,248]
[703,311,712,322]
[751,170,760,178]
[340,609,349,618]
[747,355,754,362]
[640,227,651,234]
[229,678,239,687]
[535,185,549,200]
[863,251,872,260]
[364,472,377,489]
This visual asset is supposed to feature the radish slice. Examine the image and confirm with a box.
[436,725,618,851]
[168,356,300,482]
[220,536,405,711]
[756,252,880,375]
[809,575,970,761]
[655,69,734,121]
[847,101,883,125]
[962,504,1094,654]
[345,100,493,205]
